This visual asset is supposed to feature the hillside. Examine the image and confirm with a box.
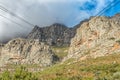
[66,14,120,61]
[1,53,120,80]
[37,53,120,80]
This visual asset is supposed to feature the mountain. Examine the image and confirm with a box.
[27,23,76,46]
[1,14,120,79]
[0,38,58,67]
[66,14,120,60]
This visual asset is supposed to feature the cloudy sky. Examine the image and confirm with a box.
[0,0,120,42]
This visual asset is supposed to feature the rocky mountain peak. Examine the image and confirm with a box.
[51,23,66,27]
[27,23,76,46]
[33,25,41,30]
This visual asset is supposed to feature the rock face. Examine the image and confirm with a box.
[67,14,120,60]
[27,23,76,46]
[0,38,57,67]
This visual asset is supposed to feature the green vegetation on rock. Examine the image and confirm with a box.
[52,46,69,60]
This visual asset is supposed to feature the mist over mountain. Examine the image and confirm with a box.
[0,0,116,42]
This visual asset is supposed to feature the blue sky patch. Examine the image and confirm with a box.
[79,1,97,11]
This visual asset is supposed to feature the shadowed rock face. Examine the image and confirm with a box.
[0,38,57,67]
[27,23,76,46]
[67,14,120,60]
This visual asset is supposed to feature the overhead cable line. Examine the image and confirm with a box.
[0,4,34,27]
[95,0,120,16]
[0,14,25,27]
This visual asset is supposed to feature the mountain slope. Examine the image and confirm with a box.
[0,38,57,67]
[66,14,120,60]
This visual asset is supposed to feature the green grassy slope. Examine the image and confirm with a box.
[1,46,120,80]
[37,53,120,80]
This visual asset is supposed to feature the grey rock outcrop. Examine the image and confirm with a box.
[27,23,76,46]
[0,38,57,67]
[67,14,120,60]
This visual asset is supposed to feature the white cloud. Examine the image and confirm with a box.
[0,0,114,42]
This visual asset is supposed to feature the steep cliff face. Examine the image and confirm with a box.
[0,38,57,67]
[27,23,76,46]
[67,14,120,60]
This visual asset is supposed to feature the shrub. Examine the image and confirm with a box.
[13,66,38,80]
[116,40,120,44]
[0,70,11,80]
[55,77,68,80]
[109,37,115,40]
[0,66,38,80]
[112,72,120,80]
[69,75,82,80]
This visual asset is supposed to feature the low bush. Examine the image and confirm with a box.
[0,66,38,80]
